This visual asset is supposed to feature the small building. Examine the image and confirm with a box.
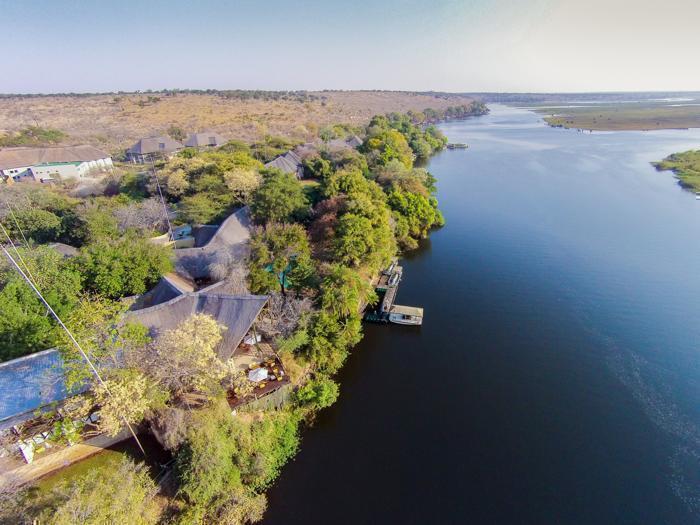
[125,136,183,163]
[185,132,227,149]
[0,145,113,183]
[265,150,304,179]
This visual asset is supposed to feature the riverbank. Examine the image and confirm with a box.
[2,106,478,524]
[262,104,700,525]
[653,149,700,192]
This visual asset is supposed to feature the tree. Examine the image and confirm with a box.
[304,311,362,374]
[320,264,376,318]
[77,234,172,299]
[59,296,149,391]
[6,208,62,243]
[295,376,339,410]
[333,213,375,267]
[92,368,168,436]
[38,458,161,525]
[362,129,414,169]
[223,167,262,203]
[167,124,187,142]
[248,223,314,296]
[112,198,167,234]
[149,313,226,395]
[178,192,224,224]
[250,169,309,224]
[0,246,82,361]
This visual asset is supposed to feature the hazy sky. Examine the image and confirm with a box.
[2,0,699,93]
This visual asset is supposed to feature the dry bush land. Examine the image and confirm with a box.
[0,91,474,153]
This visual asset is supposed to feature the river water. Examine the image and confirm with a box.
[264,105,700,524]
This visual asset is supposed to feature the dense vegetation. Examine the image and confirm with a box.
[0,105,470,524]
[654,150,700,192]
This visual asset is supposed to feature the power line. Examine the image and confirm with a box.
[0,233,147,457]
[149,158,174,241]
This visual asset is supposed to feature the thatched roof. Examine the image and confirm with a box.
[185,132,227,148]
[127,136,183,155]
[126,292,268,360]
[0,145,111,170]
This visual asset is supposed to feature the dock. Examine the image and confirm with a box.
[364,261,423,325]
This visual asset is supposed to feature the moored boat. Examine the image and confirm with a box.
[388,305,424,325]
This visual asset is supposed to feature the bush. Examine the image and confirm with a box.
[295,377,339,410]
[77,235,172,299]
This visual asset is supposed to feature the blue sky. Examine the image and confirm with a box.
[2,0,699,93]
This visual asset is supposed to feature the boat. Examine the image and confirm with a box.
[696,192,700,200]
[446,143,468,149]
[388,305,424,326]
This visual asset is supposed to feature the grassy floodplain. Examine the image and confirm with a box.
[537,101,700,131]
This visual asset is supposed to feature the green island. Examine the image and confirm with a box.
[0,103,486,524]
[653,149,700,192]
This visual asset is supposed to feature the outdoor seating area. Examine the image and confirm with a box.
[228,345,289,409]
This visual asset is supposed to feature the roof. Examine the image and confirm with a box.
[265,151,304,176]
[126,292,268,360]
[185,132,227,148]
[390,304,424,317]
[174,207,251,280]
[48,242,79,258]
[0,348,82,428]
[0,145,111,170]
[127,136,183,156]
[347,135,363,148]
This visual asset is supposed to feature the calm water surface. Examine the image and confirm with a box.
[264,105,700,524]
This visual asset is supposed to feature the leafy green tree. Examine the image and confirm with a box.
[179,192,226,224]
[250,169,309,224]
[362,129,414,169]
[77,235,172,299]
[304,311,362,374]
[248,223,314,296]
[333,213,375,267]
[387,188,444,242]
[6,208,62,243]
[295,376,339,410]
[320,264,377,318]
[0,246,82,361]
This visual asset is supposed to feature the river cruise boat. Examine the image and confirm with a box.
[388,305,424,326]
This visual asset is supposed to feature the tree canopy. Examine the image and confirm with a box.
[250,170,309,224]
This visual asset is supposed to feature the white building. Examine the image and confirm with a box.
[0,145,113,183]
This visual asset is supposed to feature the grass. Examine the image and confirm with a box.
[653,150,700,192]
[36,433,170,493]
[538,103,700,131]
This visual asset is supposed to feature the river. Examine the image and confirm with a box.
[263,105,700,524]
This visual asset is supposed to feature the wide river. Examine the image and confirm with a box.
[264,105,700,524]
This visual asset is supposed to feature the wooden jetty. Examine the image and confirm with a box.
[364,261,423,325]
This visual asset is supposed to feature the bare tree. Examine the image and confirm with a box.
[256,293,312,339]
[113,198,167,234]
